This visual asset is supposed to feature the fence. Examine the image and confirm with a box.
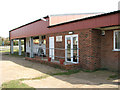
[26,47,80,63]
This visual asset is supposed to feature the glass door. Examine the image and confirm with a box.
[66,37,71,62]
[73,36,78,62]
[49,37,54,59]
[65,34,78,63]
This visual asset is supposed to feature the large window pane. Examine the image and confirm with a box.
[115,32,118,49]
[118,32,120,49]
[115,31,120,50]
[73,37,77,62]
[67,37,71,61]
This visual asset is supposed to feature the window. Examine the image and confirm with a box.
[114,30,120,51]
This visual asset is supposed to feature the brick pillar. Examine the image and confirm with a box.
[80,29,101,71]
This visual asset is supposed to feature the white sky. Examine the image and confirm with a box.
[0,0,119,38]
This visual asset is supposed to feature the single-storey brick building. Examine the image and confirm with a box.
[9,10,120,71]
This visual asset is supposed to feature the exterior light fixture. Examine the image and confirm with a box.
[68,31,74,34]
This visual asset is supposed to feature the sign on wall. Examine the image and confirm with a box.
[56,36,62,42]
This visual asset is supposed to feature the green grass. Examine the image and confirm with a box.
[109,74,119,79]
[51,70,80,75]
[81,68,109,73]
[1,75,50,89]
[19,75,50,81]
[10,52,25,57]
[2,69,117,89]
[2,80,35,89]
[0,86,2,90]
[0,48,18,53]
[18,70,80,81]
[0,47,24,53]
[0,49,10,52]
[3,51,25,57]
[82,70,94,72]
[1,70,80,88]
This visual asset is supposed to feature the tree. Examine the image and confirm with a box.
[0,37,24,46]
[4,37,10,46]
[13,40,18,46]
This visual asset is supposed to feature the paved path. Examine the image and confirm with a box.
[0,52,119,88]
[0,53,62,83]
[22,71,119,88]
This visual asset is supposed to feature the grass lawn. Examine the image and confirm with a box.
[0,49,10,53]
[0,46,24,53]
[2,80,35,89]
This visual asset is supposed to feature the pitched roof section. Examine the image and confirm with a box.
[10,16,49,32]
[10,13,102,32]
[9,10,119,40]
[48,10,120,28]
[49,13,102,26]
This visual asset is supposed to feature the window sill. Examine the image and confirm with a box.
[112,50,120,51]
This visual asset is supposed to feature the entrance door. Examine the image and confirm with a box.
[65,34,78,63]
[49,37,54,59]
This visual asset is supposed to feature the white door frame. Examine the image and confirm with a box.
[49,37,54,59]
[65,34,79,63]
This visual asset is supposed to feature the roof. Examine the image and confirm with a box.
[49,13,102,26]
[10,12,102,32]
[10,10,119,32]
[49,12,103,16]
[10,16,49,32]
[48,10,120,28]
[9,10,119,40]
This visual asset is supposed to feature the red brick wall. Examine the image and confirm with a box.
[46,29,102,70]
[45,29,119,71]
[91,30,101,70]
[79,29,101,70]
[101,30,119,71]
[46,31,80,61]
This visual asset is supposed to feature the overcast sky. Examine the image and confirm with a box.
[0,0,119,38]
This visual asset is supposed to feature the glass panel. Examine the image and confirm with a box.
[67,37,71,61]
[115,31,120,49]
[118,32,120,49]
[73,37,77,62]
[115,32,118,49]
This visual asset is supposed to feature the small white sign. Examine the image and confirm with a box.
[56,36,62,42]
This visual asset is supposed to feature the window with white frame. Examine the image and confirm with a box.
[114,30,120,51]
